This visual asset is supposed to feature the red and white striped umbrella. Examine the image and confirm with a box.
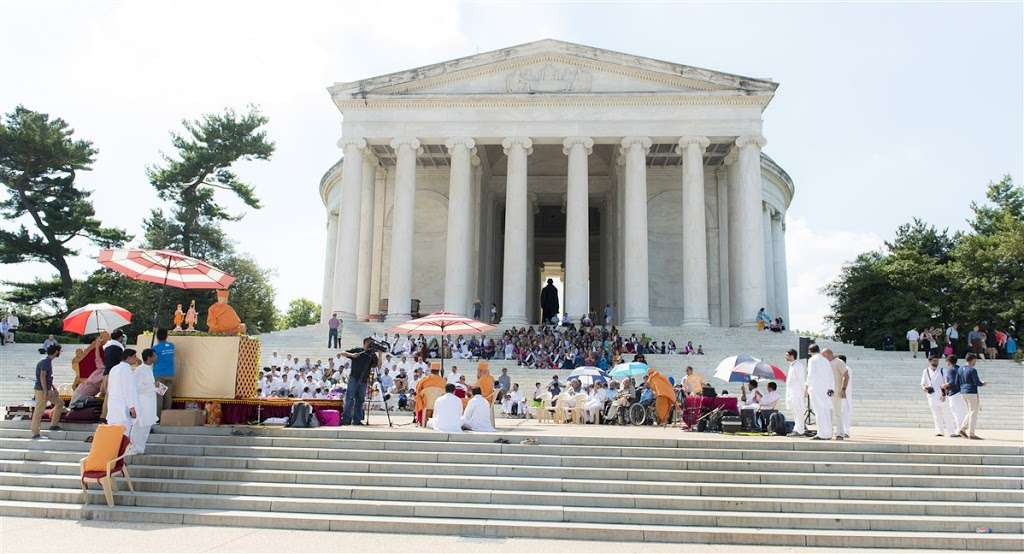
[387,311,495,336]
[97,248,235,289]
[63,303,132,335]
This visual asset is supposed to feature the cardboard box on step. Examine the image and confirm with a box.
[159,409,206,427]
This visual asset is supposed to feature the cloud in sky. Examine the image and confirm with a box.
[785,217,884,334]
[1,1,1020,334]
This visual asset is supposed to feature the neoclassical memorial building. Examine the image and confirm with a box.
[319,40,793,328]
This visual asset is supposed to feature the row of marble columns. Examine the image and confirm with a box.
[327,133,777,328]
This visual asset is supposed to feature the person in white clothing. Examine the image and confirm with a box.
[784,349,808,436]
[837,354,854,438]
[921,356,957,436]
[461,388,496,432]
[131,349,159,454]
[428,384,463,433]
[906,328,921,358]
[106,349,140,437]
[509,383,526,416]
[805,344,834,440]
[446,366,462,386]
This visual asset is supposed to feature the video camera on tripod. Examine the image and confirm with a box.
[365,338,391,354]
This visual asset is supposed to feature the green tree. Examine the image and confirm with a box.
[0,106,130,302]
[280,298,321,329]
[146,106,274,257]
[950,176,1024,325]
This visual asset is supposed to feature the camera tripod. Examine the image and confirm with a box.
[362,358,394,428]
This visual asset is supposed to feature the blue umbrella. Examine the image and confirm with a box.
[609,362,649,379]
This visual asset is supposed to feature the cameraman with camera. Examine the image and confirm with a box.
[339,337,384,425]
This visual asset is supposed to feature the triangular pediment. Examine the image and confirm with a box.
[329,39,777,99]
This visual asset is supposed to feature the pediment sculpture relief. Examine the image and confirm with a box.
[506,64,592,93]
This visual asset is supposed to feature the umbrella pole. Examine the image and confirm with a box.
[150,261,172,347]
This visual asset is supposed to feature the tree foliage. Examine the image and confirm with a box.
[146,107,274,256]
[826,175,1023,347]
[0,106,130,302]
[280,298,321,329]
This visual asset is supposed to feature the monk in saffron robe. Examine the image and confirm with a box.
[207,289,245,335]
[646,368,676,425]
[474,362,498,425]
[415,367,446,425]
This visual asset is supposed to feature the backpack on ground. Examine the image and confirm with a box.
[768,411,787,436]
[287,401,319,428]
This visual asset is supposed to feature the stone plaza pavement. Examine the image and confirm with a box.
[0,515,1000,554]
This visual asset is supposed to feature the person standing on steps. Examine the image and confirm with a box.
[31,344,64,439]
[921,355,956,437]
[328,313,341,349]
[784,348,807,436]
[957,353,986,439]
[806,344,833,440]
[151,328,175,418]
[339,337,379,425]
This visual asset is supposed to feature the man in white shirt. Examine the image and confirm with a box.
[428,384,463,433]
[446,366,462,385]
[822,349,850,440]
[106,349,140,436]
[509,383,526,416]
[838,354,854,438]
[906,328,920,358]
[784,349,808,436]
[269,351,282,368]
[806,344,834,440]
[461,388,496,432]
[921,356,956,436]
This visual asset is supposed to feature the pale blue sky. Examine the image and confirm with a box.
[1,1,1021,332]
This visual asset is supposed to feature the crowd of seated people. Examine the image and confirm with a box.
[364,325,705,372]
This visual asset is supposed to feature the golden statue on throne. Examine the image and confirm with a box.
[206,289,246,335]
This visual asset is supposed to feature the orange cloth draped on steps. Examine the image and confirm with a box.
[647,368,676,424]
[414,372,446,419]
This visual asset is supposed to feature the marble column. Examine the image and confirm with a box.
[500,137,532,325]
[620,136,652,326]
[763,204,776,318]
[716,165,731,327]
[771,213,790,326]
[563,136,593,320]
[443,137,476,315]
[320,205,339,323]
[735,134,768,327]
[332,138,365,319]
[725,152,741,327]
[385,137,421,322]
[677,136,711,327]
[355,152,377,321]
[469,154,482,316]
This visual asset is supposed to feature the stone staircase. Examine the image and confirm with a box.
[0,422,1021,549]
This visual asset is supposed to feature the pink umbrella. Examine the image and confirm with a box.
[97,248,234,289]
[63,303,132,335]
[388,311,495,372]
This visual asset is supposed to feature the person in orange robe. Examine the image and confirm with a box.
[414,368,446,425]
[206,289,245,335]
[646,368,676,425]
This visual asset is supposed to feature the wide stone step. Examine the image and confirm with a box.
[1,499,1021,550]
[5,436,1020,477]
[3,473,1020,518]
[3,448,1020,490]
[2,459,1020,503]
[4,428,1019,466]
